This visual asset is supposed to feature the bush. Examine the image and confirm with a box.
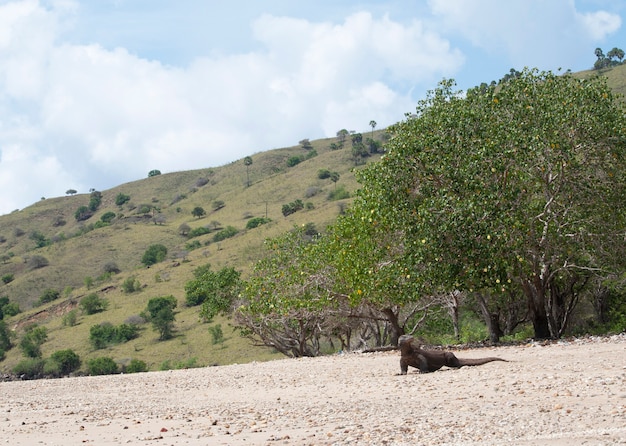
[100,211,116,223]
[103,262,121,274]
[13,358,44,379]
[281,199,304,217]
[87,357,119,375]
[48,349,81,376]
[122,276,141,293]
[212,226,239,242]
[209,324,225,345]
[29,230,50,248]
[188,226,211,238]
[148,169,161,177]
[286,155,302,167]
[141,244,168,266]
[125,359,148,373]
[1,301,19,318]
[115,193,131,206]
[89,322,139,349]
[39,289,60,305]
[62,310,78,327]
[1,274,14,284]
[328,185,350,201]
[317,169,331,179]
[20,325,48,358]
[0,320,13,351]
[74,205,93,221]
[28,255,49,270]
[245,217,271,230]
[80,293,108,315]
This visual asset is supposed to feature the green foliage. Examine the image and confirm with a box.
[13,358,44,379]
[0,320,13,352]
[286,155,302,167]
[141,244,168,266]
[88,191,102,212]
[115,193,131,206]
[86,356,119,375]
[38,288,60,305]
[328,185,350,201]
[188,226,211,238]
[125,358,148,373]
[89,322,139,349]
[100,211,116,223]
[185,264,241,321]
[148,169,161,177]
[212,225,239,242]
[317,168,331,179]
[212,200,225,211]
[0,298,19,319]
[122,276,141,293]
[246,217,271,230]
[62,309,78,327]
[29,230,50,248]
[144,295,177,340]
[80,293,108,315]
[159,357,198,370]
[281,199,304,216]
[20,325,48,358]
[48,349,81,376]
[191,206,206,218]
[74,205,93,221]
[208,324,225,345]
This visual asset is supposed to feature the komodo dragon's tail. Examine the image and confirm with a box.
[457,357,508,366]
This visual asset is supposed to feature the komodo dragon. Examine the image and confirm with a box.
[398,334,508,374]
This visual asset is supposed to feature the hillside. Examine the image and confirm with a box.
[0,132,384,372]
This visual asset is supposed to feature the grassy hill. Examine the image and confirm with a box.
[0,131,384,373]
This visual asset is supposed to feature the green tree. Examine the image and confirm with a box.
[141,244,168,266]
[354,70,626,340]
[115,193,131,206]
[184,264,242,321]
[38,289,60,305]
[48,349,81,376]
[191,206,206,219]
[369,120,377,139]
[0,320,13,353]
[66,189,77,195]
[74,205,93,221]
[144,296,177,340]
[148,169,161,177]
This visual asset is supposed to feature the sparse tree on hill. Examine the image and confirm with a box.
[244,156,253,187]
[191,207,206,219]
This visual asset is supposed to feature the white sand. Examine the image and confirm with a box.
[1,335,625,445]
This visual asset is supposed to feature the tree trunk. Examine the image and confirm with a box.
[521,276,552,339]
[381,308,404,346]
[475,293,503,343]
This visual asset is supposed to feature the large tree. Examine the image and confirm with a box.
[355,69,626,340]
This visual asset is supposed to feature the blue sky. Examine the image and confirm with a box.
[0,0,624,215]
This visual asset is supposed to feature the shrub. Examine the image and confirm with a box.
[48,349,81,376]
[62,310,78,327]
[0,320,13,351]
[80,293,108,315]
[124,314,146,325]
[186,240,202,251]
[212,226,239,242]
[13,358,44,379]
[286,155,302,167]
[209,324,225,345]
[196,177,209,187]
[246,217,271,230]
[328,185,350,201]
[88,191,102,212]
[100,211,116,223]
[188,226,211,238]
[148,169,161,177]
[281,199,304,217]
[74,205,93,221]
[122,276,141,293]
[115,193,131,206]
[28,255,49,270]
[304,186,320,198]
[89,322,139,349]
[125,359,148,373]
[141,244,168,266]
[30,230,50,248]
[212,200,225,211]
[39,289,60,305]
[137,204,152,214]
[1,301,19,317]
[87,357,119,375]
[20,325,47,358]
[103,262,121,274]
[1,274,14,284]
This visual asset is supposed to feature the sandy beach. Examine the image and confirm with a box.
[1,334,625,445]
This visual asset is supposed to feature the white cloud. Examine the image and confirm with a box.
[0,2,464,214]
[428,0,622,70]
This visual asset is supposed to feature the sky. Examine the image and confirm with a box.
[0,0,624,215]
